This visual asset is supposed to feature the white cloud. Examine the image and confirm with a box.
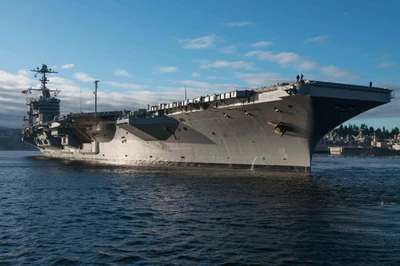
[376,63,397,69]
[106,81,146,90]
[245,50,318,70]
[178,80,215,90]
[191,72,201,78]
[319,65,357,79]
[177,80,246,91]
[114,69,131,77]
[236,72,285,86]
[61,63,75,69]
[224,21,253,27]
[245,50,358,79]
[301,35,329,45]
[154,66,180,73]
[220,45,236,54]
[180,35,216,49]
[0,70,35,90]
[155,85,245,103]
[0,70,36,108]
[199,60,254,70]
[207,76,226,80]
[250,41,273,48]
[74,72,95,82]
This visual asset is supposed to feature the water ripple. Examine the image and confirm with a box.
[0,152,399,265]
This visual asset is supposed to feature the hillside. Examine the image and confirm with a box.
[0,127,38,150]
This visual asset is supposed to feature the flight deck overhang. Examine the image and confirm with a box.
[296,80,392,103]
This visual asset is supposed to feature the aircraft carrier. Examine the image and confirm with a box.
[22,64,393,172]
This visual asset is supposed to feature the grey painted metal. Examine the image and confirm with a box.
[22,69,393,173]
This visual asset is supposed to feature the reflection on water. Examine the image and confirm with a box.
[0,151,399,265]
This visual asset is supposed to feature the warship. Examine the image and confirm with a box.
[22,64,393,172]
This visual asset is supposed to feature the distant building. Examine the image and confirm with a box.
[375,142,388,148]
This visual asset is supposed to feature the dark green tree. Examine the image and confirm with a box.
[369,126,375,135]
[375,128,383,139]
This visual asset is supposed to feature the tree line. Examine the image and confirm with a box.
[333,123,400,140]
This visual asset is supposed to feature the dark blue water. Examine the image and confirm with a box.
[1,151,399,265]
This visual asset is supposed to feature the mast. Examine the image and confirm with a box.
[25,64,61,125]
[94,80,99,118]
[80,87,82,113]
[185,84,187,100]
[30,64,59,99]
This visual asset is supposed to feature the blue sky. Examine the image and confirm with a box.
[0,0,399,128]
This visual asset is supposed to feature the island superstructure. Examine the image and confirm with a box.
[22,64,394,172]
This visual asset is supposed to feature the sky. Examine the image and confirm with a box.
[0,0,399,128]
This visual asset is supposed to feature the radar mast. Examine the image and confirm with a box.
[30,64,60,99]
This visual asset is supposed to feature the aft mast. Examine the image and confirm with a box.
[94,80,99,118]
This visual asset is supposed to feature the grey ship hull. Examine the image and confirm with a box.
[24,80,393,172]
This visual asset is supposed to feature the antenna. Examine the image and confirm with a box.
[80,87,82,113]
[94,80,99,118]
[184,84,187,101]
